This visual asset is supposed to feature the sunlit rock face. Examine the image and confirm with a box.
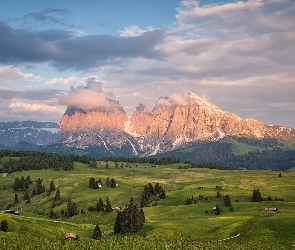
[58,92,295,156]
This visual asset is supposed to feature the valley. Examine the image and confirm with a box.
[1,156,295,249]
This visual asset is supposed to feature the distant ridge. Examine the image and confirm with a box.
[0,121,59,146]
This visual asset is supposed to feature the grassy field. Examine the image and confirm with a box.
[1,159,295,249]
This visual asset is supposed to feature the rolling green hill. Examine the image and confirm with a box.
[1,159,295,249]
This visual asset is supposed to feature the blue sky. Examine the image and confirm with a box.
[0,0,294,128]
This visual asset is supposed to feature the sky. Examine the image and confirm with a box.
[0,0,294,128]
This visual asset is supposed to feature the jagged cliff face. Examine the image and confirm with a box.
[58,92,295,156]
[58,100,140,154]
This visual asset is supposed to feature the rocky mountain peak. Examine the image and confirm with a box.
[58,92,295,156]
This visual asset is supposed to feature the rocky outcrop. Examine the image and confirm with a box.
[58,92,295,156]
[58,100,140,154]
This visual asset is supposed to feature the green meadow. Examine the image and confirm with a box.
[1,159,295,249]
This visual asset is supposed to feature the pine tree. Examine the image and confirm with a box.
[26,175,32,185]
[96,198,104,212]
[119,203,145,233]
[214,204,222,215]
[224,194,231,207]
[105,197,112,212]
[54,188,60,201]
[106,177,110,187]
[159,190,166,199]
[114,211,123,233]
[13,177,20,191]
[252,189,263,202]
[110,178,116,188]
[89,177,96,189]
[154,182,161,195]
[140,185,150,207]
[49,180,56,192]
[216,191,221,198]
[32,178,45,196]
[0,220,8,232]
[14,193,19,204]
[67,197,78,217]
[92,224,102,239]
[23,190,30,203]
[147,183,155,197]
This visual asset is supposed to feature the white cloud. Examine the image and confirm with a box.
[0,66,43,82]
[46,76,83,86]
[9,101,63,114]
[119,25,155,37]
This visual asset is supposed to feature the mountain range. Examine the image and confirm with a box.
[1,92,295,170]
[58,92,295,156]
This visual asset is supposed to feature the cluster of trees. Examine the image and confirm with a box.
[101,156,180,165]
[114,202,145,234]
[140,183,166,207]
[252,189,263,202]
[182,162,238,170]
[88,197,113,212]
[11,177,57,205]
[88,177,118,189]
[0,150,99,173]
[13,175,32,191]
[185,194,209,205]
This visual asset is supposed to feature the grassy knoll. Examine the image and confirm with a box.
[1,160,295,249]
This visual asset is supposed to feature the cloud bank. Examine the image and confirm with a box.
[58,78,114,111]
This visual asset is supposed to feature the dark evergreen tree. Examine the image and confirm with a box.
[49,208,57,219]
[96,198,104,212]
[105,197,112,212]
[67,197,78,217]
[216,191,221,198]
[32,178,45,196]
[154,182,163,195]
[106,177,110,187]
[114,211,123,234]
[49,180,56,192]
[52,199,56,208]
[0,220,8,232]
[89,177,97,189]
[159,190,166,199]
[26,175,32,185]
[252,189,263,202]
[14,193,19,204]
[92,224,102,239]
[23,190,30,203]
[186,198,192,205]
[214,204,222,215]
[140,185,150,207]
[110,178,116,188]
[147,183,155,197]
[13,177,20,191]
[224,194,231,207]
[54,188,60,201]
[119,203,145,233]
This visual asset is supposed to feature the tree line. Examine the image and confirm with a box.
[0,150,97,173]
